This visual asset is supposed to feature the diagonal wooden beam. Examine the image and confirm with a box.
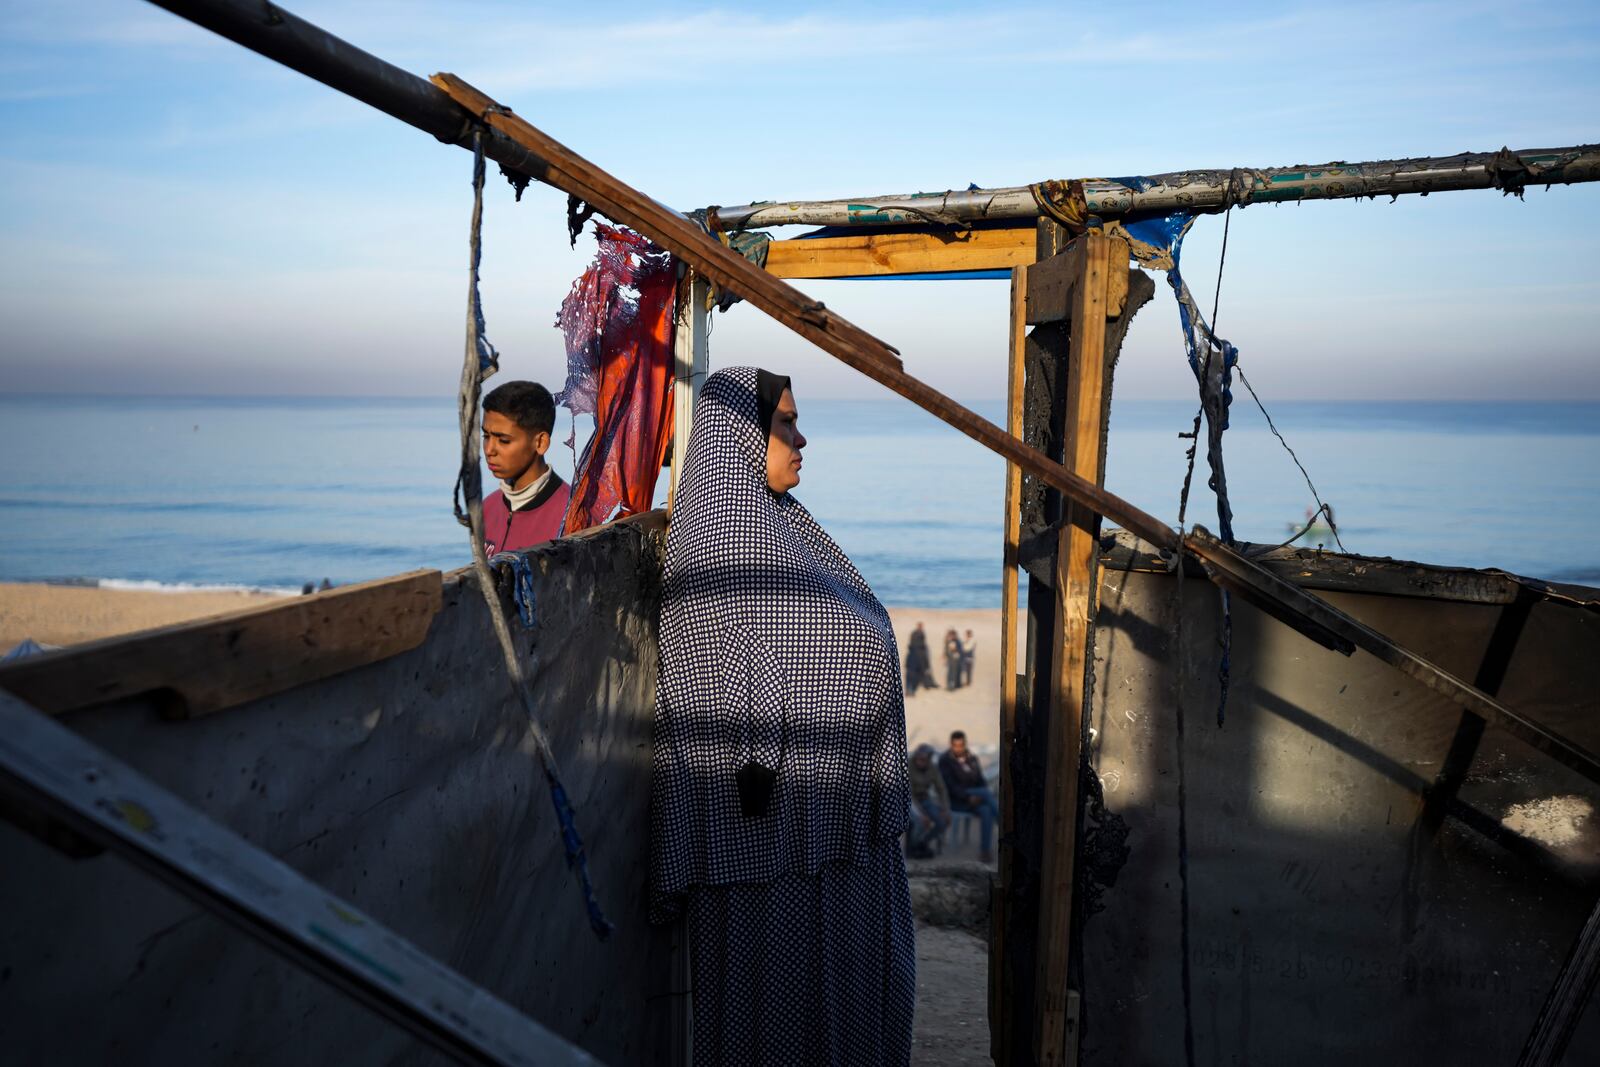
[0,688,599,1067]
[430,72,1180,557]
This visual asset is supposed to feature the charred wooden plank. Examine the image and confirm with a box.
[1034,233,1120,1067]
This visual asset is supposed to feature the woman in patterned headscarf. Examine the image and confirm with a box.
[649,367,915,1066]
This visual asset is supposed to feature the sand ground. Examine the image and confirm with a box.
[0,582,287,651]
[886,607,1007,755]
[914,924,991,1066]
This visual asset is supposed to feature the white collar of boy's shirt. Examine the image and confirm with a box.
[501,468,551,510]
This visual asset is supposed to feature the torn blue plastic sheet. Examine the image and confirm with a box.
[1119,200,1237,546]
[489,551,538,628]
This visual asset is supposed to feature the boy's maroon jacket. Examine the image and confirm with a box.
[482,475,570,555]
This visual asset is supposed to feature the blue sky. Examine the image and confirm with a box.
[2,0,1597,401]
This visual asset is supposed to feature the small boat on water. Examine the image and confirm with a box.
[1287,504,1341,544]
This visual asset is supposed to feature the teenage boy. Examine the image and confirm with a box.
[481,381,569,555]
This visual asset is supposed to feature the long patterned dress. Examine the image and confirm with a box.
[649,366,916,1066]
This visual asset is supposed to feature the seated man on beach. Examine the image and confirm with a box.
[906,743,951,858]
[939,730,998,864]
[482,381,570,555]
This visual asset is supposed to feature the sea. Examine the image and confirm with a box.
[2,394,1597,609]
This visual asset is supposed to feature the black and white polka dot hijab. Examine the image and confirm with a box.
[650,366,910,919]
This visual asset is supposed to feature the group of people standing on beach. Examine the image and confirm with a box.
[903,621,976,694]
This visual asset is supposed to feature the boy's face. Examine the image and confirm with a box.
[483,410,549,486]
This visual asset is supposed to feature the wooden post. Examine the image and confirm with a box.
[1031,232,1120,1067]
[991,262,1031,1064]
[997,217,1074,1066]
[667,272,710,509]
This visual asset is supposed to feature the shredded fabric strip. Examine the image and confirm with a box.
[555,223,678,533]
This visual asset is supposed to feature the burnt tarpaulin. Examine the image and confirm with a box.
[1116,199,1237,544]
[555,223,677,532]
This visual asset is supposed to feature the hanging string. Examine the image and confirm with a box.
[1168,207,1236,1067]
[1172,209,1235,731]
[455,129,612,939]
[1236,367,1346,552]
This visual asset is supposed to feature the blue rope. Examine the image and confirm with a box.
[548,775,615,938]
[489,552,539,628]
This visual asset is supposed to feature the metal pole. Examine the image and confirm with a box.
[708,146,1600,230]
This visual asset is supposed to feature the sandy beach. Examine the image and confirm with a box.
[886,608,1005,755]
[2,584,1008,753]
[0,582,288,651]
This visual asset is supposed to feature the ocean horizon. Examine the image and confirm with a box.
[2,393,1597,607]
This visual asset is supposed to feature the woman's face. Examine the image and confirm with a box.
[765,388,807,493]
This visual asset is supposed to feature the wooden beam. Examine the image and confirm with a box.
[1033,233,1120,1067]
[145,25,1590,861]
[764,226,1036,279]
[0,570,442,719]
[991,262,1030,1066]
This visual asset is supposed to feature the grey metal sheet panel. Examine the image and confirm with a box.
[1082,568,1600,1064]
[0,523,673,1065]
